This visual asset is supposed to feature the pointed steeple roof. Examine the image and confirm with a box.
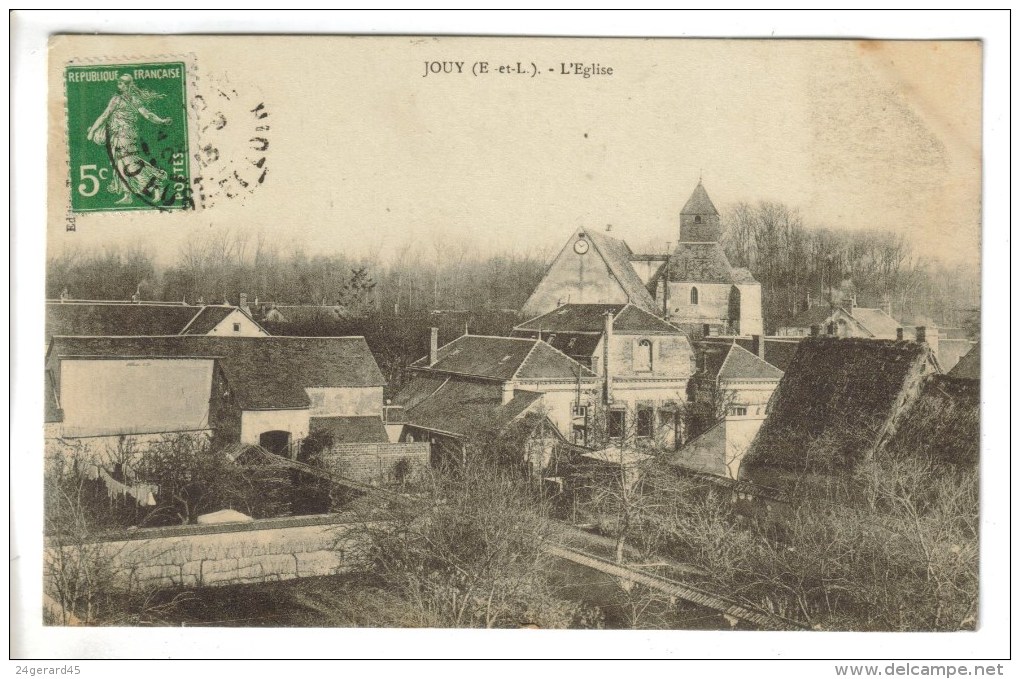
[680,181,719,216]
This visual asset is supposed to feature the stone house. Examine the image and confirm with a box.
[45,299,268,345]
[391,332,601,469]
[45,335,387,461]
[511,302,696,448]
[670,340,785,478]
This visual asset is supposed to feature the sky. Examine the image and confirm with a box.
[47,37,982,268]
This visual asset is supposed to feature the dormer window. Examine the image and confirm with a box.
[690,287,699,305]
[694,215,702,224]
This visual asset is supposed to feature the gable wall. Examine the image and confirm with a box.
[522,239,630,317]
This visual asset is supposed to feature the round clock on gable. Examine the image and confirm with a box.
[573,239,589,254]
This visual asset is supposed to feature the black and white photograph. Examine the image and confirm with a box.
[10,10,1011,670]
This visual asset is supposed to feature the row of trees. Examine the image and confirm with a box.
[721,202,980,332]
[47,229,548,314]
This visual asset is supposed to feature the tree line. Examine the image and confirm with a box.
[720,201,980,332]
[47,206,979,334]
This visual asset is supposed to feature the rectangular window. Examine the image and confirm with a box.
[233,322,241,332]
[636,408,653,438]
[572,425,587,446]
[729,406,748,417]
[572,404,588,419]
[608,410,625,440]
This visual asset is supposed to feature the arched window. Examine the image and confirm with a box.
[694,215,702,224]
[637,338,653,372]
[690,287,699,305]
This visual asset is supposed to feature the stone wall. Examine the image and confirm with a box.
[319,441,431,486]
[45,514,366,591]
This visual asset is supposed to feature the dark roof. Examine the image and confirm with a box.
[544,333,603,362]
[947,344,980,380]
[46,302,204,343]
[181,306,236,334]
[410,335,595,381]
[515,303,680,335]
[730,268,757,284]
[743,337,938,477]
[396,378,544,439]
[585,230,659,311]
[782,305,844,329]
[680,181,719,216]
[879,375,979,467]
[516,304,626,332]
[47,336,386,410]
[309,416,389,444]
[717,344,785,381]
[662,243,740,284]
[697,337,803,372]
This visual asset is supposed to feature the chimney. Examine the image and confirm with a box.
[882,295,892,317]
[810,324,821,337]
[429,327,439,366]
[896,327,904,341]
[239,293,248,309]
[606,224,612,233]
[915,325,939,354]
[603,311,614,404]
[752,334,764,360]
[502,382,515,405]
[826,322,836,336]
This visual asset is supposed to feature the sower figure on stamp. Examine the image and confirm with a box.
[86,74,173,205]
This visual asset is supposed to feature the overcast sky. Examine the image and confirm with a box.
[48,37,982,268]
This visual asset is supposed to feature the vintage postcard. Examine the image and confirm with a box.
[14,22,1006,663]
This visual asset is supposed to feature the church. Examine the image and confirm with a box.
[522,181,763,337]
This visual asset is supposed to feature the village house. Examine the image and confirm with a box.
[737,334,971,492]
[390,331,601,469]
[45,335,389,461]
[511,302,695,448]
[669,339,785,478]
[776,299,900,340]
[45,298,269,345]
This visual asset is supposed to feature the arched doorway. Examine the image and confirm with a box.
[259,430,291,457]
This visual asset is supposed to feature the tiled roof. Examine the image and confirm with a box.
[586,230,659,312]
[45,302,203,343]
[850,307,901,339]
[411,335,595,381]
[947,344,980,381]
[181,306,236,334]
[396,378,544,438]
[879,375,979,467]
[516,304,626,332]
[515,303,680,335]
[48,336,385,410]
[717,344,785,381]
[730,268,758,284]
[743,337,938,477]
[662,243,738,284]
[309,416,389,443]
[680,182,719,216]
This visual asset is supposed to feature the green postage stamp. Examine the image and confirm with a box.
[65,62,192,212]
